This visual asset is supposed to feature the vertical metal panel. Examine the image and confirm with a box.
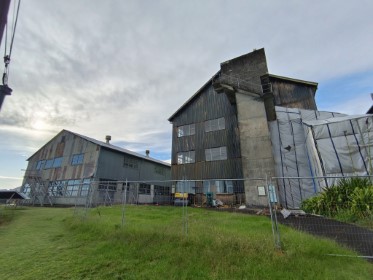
[170,84,243,182]
[96,148,171,183]
[271,80,317,110]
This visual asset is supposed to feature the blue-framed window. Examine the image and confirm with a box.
[71,153,84,165]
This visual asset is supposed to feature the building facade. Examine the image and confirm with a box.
[169,49,318,206]
[21,130,171,206]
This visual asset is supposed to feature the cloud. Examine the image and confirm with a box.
[0,175,23,180]
[1,0,373,189]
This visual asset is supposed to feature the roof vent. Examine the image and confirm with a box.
[145,150,150,157]
[105,135,111,144]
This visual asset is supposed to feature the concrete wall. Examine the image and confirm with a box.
[235,92,275,206]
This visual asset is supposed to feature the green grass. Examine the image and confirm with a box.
[0,205,372,279]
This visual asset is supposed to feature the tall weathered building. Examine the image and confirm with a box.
[169,49,318,206]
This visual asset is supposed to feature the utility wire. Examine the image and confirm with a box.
[2,0,21,85]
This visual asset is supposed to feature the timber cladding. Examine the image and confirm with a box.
[170,83,243,182]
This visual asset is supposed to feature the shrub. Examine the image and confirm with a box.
[301,177,373,220]
[350,186,373,218]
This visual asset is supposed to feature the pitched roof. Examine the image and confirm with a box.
[264,74,318,88]
[168,71,220,122]
[28,129,170,167]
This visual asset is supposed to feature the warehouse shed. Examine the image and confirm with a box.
[21,130,171,206]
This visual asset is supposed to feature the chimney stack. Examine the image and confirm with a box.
[145,150,150,157]
[105,135,111,144]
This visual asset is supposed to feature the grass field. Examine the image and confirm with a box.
[0,205,372,279]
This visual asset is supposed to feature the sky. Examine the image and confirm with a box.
[0,0,372,189]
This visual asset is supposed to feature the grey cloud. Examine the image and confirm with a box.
[1,0,372,189]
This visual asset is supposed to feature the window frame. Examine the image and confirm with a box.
[123,156,139,169]
[36,160,46,170]
[52,157,63,168]
[177,150,195,164]
[205,117,225,132]
[71,153,84,165]
[44,159,54,169]
[139,183,151,195]
[176,181,196,194]
[203,180,233,194]
[205,146,227,161]
[177,123,195,138]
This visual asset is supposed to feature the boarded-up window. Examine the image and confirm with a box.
[177,123,195,137]
[177,151,195,164]
[205,117,225,132]
[205,146,227,161]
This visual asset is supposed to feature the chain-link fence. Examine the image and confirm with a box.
[272,175,373,260]
[16,174,373,261]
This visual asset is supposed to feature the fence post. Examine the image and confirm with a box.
[267,175,281,249]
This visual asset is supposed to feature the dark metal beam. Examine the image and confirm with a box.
[0,0,12,110]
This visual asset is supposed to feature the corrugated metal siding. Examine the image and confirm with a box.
[23,130,100,183]
[171,84,243,182]
[271,80,317,110]
[96,148,171,182]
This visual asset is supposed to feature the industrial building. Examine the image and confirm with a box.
[21,130,171,206]
[169,48,373,207]
[169,48,320,206]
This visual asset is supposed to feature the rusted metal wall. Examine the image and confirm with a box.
[271,79,317,110]
[170,84,243,186]
[261,75,318,122]
[23,130,100,183]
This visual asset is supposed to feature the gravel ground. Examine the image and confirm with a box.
[212,208,373,261]
[275,214,373,259]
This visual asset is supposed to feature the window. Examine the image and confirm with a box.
[48,181,66,196]
[98,180,117,191]
[176,181,195,194]
[44,159,54,169]
[205,146,227,161]
[52,157,63,168]
[177,124,195,137]
[124,157,138,169]
[22,184,31,196]
[154,185,170,195]
[205,117,225,132]
[71,153,84,165]
[177,151,195,164]
[139,183,151,195]
[36,160,46,170]
[66,180,81,196]
[203,180,233,194]
[80,179,91,196]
